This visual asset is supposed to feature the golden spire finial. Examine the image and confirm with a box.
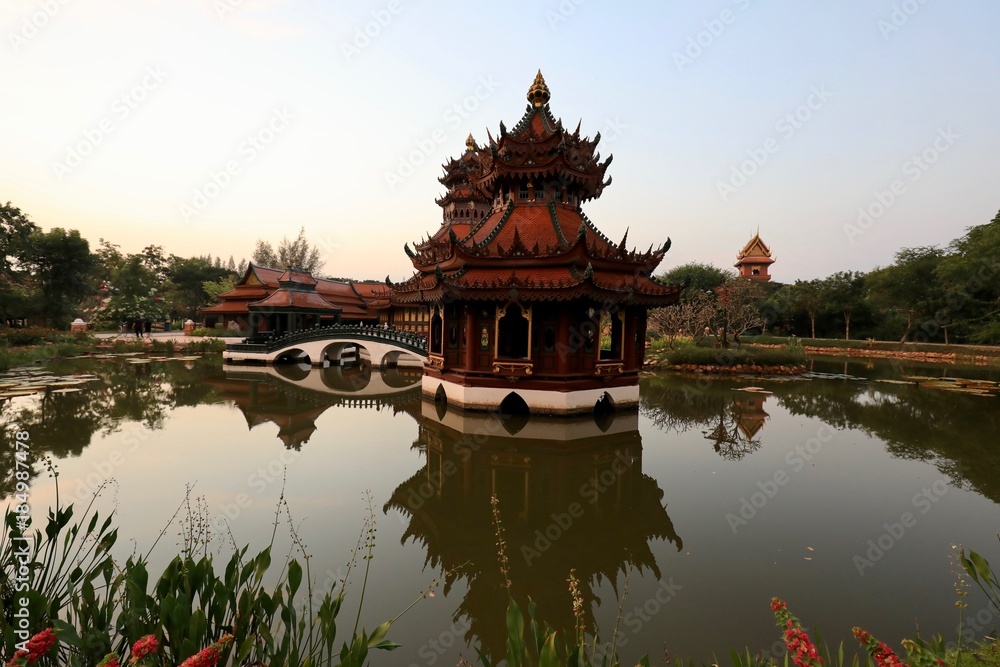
[465,133,476,152]
[527,69,550,108]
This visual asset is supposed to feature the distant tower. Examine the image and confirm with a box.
[735,231,774,281]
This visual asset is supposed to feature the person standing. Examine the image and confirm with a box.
[133,317,142,338]
[144,319,152,339]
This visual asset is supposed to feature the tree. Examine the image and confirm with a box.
[161,256,235,319]
[203,275,236,302]
[823,271,866,340]
[92,254,167,325]
[935,210,1000,343]
[647,291,715,348]
[786,280,826,338]
[0,202,38,276]
[251,239,278,267]
[22,228,95,327]
[0,203,39,323]
[866,247,944,342]
[715,277,766,347]
[656,262,732,297]
[251,227,324,273]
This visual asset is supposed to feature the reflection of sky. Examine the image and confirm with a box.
[10,364,1000,665]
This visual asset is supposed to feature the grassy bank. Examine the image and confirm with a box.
[0,336,227,371]
[645,340,807,372]
[744,334,1000,361]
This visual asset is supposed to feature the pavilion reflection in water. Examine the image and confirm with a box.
[208,362,423,448]
[384,402,683,660]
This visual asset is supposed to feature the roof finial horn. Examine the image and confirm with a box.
[527,69,551,108]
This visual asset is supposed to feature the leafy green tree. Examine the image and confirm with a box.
[935,210,1000,344]
[93,254,167,325]
[161,256,234,319]
[0,202,38,275]
[786,280,826,338]
[251,227,323,273]
[203,275,236,302]
[21,228,94,327]
[823,271,867,340]
[866,246,944,342]
[0,202,39,323]
[656,262,732,297]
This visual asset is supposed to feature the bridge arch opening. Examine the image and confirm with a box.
[382,349,424,369]
[498,391,530,435]
[593,392,615,432]
[320,363,372,392]
[380,365,422,388]
[434,384,448,419]
[273,359,311,381]
[321,342,371,367]
[275,348,310,366]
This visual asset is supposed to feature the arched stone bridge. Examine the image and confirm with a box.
[224,324,428,367]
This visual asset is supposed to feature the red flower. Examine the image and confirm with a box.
[178,635,233,667]
[179,645,221,667]
[23,628,58,663]
[98,654,121,667]
[853,626,908,667]
[6,650,28,667]
[771,599,823,667]
[129,635,159,663]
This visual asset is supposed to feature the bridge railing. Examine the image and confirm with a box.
[229,324,429,357]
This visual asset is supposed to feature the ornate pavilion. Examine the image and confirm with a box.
[387,71,680,415]
[734,231,775,281]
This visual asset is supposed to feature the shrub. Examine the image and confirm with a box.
[0,326,92,347]
[667,345,806,367]
[189,328,246,338]
[182,339,227,354]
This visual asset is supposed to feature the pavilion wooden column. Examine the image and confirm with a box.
[556,309,571,374]
[623,309,637,369]
[464,307,477,371]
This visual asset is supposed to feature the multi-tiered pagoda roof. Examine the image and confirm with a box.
[391,71,680,308]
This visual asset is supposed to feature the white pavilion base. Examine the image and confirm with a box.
[422,376,639,416]
[420,398,639,440]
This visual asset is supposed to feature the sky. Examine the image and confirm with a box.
[2,0,998,282]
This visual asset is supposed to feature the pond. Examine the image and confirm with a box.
[2,353,999,665]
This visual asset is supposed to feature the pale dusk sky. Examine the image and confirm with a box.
[2,0,998,281]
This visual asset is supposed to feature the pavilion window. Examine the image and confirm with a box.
[599,310,624,360]
[496,304,530,359]
[518,184,529,200]
[430,308,444,354]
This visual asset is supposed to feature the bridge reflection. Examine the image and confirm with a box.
[385,405,683,661]
[209,363,422,448]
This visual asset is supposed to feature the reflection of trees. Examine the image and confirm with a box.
[639,376,767,461]
[0,358,227,496]
[384,416,682,662]
[641,369,1000,502]
[775,379,1000,501]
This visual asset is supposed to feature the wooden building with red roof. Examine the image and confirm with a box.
[734,231,775,281]
[390,71,681,415]
[202,263,376,332]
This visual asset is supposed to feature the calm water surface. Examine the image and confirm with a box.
[2,354,999,665]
